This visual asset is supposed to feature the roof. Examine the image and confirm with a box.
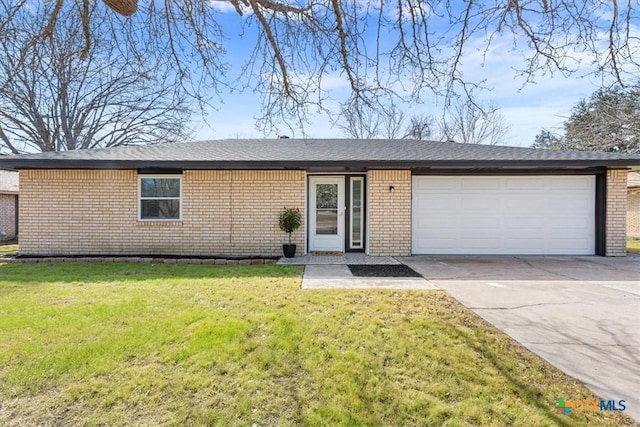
[1,139,639,170]
[0,169,18,194]
[629,171,640,188]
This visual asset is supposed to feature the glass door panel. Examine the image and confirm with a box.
[316,183,338,235]
[350,178,364,249]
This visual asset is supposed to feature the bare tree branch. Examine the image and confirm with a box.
[336,101,381,140]
[0,3,191,154]
[404,114,435,140]
[2,0,639,135]
[440,101,510,145]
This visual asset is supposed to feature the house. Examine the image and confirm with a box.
[0,169,19,241]
[628,171,640,238]
[1,139,639,257]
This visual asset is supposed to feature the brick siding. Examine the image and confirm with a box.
[0,194,17,240]
[606,169,628,256]
[19,167,631,257]
[628,188,640,239]
[19,169,305,256]
[367,170,411,256]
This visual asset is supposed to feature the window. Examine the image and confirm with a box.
[138,176,181,220]
[350,177,364,248]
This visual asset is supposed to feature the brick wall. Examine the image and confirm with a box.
[628,189,640,239]
[367,170,411,256]
[606,169,628,256]
[0,194,17,240]
[19,169,305,256]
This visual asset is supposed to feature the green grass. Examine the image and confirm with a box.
[628,238,640,254]
[0,263,634,426]
[0,243,18,255]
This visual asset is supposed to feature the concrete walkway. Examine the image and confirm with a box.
[301,264,437,290]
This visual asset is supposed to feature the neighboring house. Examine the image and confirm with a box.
[0,139,639,257]
[0,169,19,241]
[628,171,640,238]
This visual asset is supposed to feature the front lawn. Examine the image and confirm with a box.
[628,238,640,254]
[0,263,633,426]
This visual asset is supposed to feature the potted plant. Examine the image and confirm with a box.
[279,207,302,258]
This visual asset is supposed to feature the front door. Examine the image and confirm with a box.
[309,176,345,252]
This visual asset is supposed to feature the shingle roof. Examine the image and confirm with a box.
[1,139,639,169]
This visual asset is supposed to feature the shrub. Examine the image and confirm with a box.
[279,207,302,244]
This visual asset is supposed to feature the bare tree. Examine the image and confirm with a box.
[378,104,406,139]
[336,102,381,139]
[0,3,191,154]
[1,1,638,132]
[337,102,406,139]
[440,102,510,145]
[404,114,435,140]
[337,103,438,140]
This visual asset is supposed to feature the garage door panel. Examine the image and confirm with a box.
[413,176,459,192]
[461,238,505,250]
[413,227,455,238]
[460,197,501,211]
[417,227,462,239]
[552,177,593,190]
[504,216,547,228]
[505,228,546,239]
[415,217,457,229]
[464,217,503,229]
[504,177,544,189]
[503,237,544,246]
[550,238,592,250]
[461,178,502,189]
[418,196,457,212]
[412,176,595,255]
[503,198,548,212]
[549,218,591,230]
[552,200,593,211]
[464,229,503,239]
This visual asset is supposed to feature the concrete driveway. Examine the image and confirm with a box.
[399,255,640,422]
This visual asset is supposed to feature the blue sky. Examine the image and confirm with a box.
[194,64,602,147]
[189,4,626,147]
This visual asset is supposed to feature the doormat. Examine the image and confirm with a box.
[347,264,422,278]
[312,252,343,256]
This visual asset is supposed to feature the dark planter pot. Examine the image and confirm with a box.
[282,244,297,258]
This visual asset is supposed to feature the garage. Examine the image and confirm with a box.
[412,175,596,255]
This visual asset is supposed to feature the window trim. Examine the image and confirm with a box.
[138,174,183,221]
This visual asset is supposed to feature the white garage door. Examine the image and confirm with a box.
[412,176,595,255]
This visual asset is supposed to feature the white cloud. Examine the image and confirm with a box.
[208,0,252,15]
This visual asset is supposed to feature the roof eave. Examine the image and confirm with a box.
[0,158,639,170]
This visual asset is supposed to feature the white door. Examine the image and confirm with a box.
[309,176,345,252]
[412,176,596,255]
